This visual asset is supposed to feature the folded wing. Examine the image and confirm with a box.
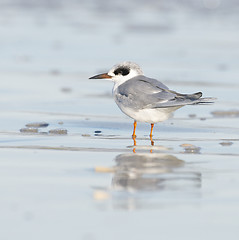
[115,75,214,109]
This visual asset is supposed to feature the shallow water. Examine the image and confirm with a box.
[0,1,239,239]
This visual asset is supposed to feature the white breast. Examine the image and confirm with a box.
[117,104,175,123]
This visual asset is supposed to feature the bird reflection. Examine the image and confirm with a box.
[112,153,201,192]
[93,152,202,210]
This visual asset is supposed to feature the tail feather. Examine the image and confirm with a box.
[176,91,215,105]
[194,97,216,105]
[151,96,216,108]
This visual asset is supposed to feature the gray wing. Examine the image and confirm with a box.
[115,75,204,109]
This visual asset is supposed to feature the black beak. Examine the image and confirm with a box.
[89,73,112,79]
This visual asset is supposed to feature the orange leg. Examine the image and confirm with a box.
[132,120,137,146]
[150,123,154,146]
[132,120,137,138]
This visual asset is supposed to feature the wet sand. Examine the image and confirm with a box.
[0,1,239,240]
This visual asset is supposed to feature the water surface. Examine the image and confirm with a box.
[0,1,239,239]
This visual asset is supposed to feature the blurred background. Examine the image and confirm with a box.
[1,0,238,117]
[0,0,238,136]
[1,0,238,75]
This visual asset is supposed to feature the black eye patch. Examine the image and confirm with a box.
[113,67,130,76]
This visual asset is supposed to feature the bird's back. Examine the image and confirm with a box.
[114,75,212,110]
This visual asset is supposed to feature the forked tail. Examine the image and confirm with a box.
[194,97,216,105]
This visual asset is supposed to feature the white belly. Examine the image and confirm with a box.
[116,103,179,123]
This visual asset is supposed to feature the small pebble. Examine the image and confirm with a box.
[20,128,38,133]
[58,121,64,125]
[220,142,233,146]
[211,110,239,118]
[184,147,201,154]
[93,190,110,200]
[189,114,197,118]
[82,134,91,137]
[25,122,49,128]
[94,130,102,136]
[48,129,67,135]
[95,166,115,173]
[200,117,206,121]
[95,130,102,133]
[180,144,194,147]
[180,143,201,154]
[50,69,61,75]
[61,87,72,93]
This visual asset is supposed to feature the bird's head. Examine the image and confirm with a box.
[89,61,143,84]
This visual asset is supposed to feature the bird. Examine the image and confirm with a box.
[89,61,214,145]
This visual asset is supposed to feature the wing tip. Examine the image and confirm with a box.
[197,97,217,104]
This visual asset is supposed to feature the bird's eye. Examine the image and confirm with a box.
[113,67,130,76]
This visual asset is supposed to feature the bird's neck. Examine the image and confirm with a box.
[112,74,141,92]
[113,78,126,90]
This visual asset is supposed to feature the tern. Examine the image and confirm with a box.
[89,61,214,145]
